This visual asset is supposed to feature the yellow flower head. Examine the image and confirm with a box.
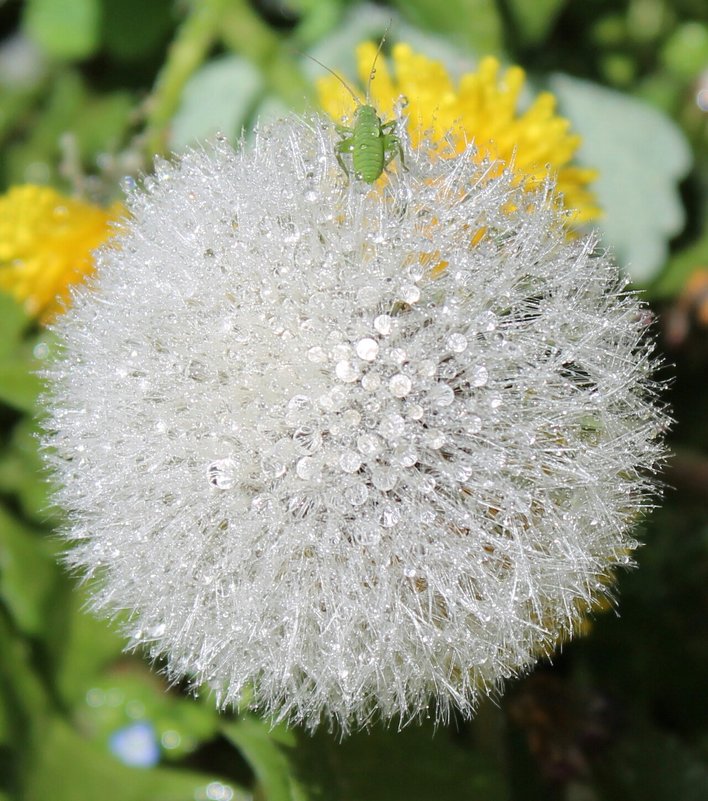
[318,43,600,224]
[0,185,122,322]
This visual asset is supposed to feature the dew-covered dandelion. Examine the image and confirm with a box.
[43,115,666,732]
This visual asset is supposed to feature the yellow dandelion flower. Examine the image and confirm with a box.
[0,185,122,322]
[318,42,600,224]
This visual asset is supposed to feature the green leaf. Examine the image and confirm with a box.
[0,614,52,795]
[0,505,59,637]
[0,295,45,413]
[4,69,86,186]
[506,0,567,46]
[390,0,503,54]
[661,22,708,81]
[651,225,708,298]
[595,724,708,801]
[289,0,345,48]
[0,360,43,413]
[66,658,221,761]
[0,292,31,358]
[24,718,249,801]
[223,718,305,801]
[23,0,101,61]
[315,723,506,801]
[102,0,174,62]
[73,92,134,160]
[54,587,126,707]
[0,415,59,525]
[224,717,507,801]
[549,74,692,283]
[170,56,264,150]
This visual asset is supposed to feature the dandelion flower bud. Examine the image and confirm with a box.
[43,118,666,732]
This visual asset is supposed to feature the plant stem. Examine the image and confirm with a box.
[219,0,314,112]
[143,0,229,157]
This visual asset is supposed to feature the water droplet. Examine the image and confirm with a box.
[148,623,166,638]
[287,394,311,413]
[447,333,468,352]
[307,346,327,363]
[419,475,437,494]
[380,504,401,528]
[471,365,489,387]
[422,429,445,449]
[336,360,359,382]
[393,444,418,467]
[372,467,398,491]
[340,451,362,473]
[361,373,381,391]
[251,492,277,514]
[357,286,379,306]
[408,262,425,281]
[417,359,436,377]
[389,374,412,397]
[477,311,497,331]
[357,432,382,456]
[451,461,473,481]
[332,343,353,361]
[400,284,421,304]
[187,360,207,381]
[354,522,381,545]
[207,458,238,489]
[356,338,379,361]
[261,456,286,479]
[293,426,322,455]
[296,456,321,481]
[319,386,347,411]
[405,403,424,420]
[374,314,393,335]
[289,493,317,519]
[466,415,483,433]
[345,483,369,506]
[430,383,454,406]
[33,342,49,359]
[403,566,417,579]
[378,413,405,439]
[340,408,362,428]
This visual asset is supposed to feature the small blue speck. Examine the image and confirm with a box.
[109,721,160,768]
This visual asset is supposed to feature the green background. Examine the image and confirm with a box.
[0,1,707,799]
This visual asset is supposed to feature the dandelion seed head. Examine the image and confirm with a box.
[44,117,666,732]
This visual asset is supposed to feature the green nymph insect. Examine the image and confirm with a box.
[308,34,405,184]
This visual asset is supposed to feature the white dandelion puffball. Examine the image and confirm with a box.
[44,117,666,731]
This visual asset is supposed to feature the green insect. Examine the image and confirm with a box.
[309,33,405,184]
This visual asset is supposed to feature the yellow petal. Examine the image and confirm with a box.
[0,185,122,322]
[317,43,599,224]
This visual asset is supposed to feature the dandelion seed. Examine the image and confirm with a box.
[43,117,666,733]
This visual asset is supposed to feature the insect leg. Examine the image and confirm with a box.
[382,134,406,171]
[335,137,355,177]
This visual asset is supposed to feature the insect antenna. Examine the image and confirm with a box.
[365,22,392,101]
[299,52,360,106]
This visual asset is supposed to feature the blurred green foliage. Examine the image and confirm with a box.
[0,1,706,799]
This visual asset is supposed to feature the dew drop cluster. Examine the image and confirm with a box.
[44,116,667,732]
